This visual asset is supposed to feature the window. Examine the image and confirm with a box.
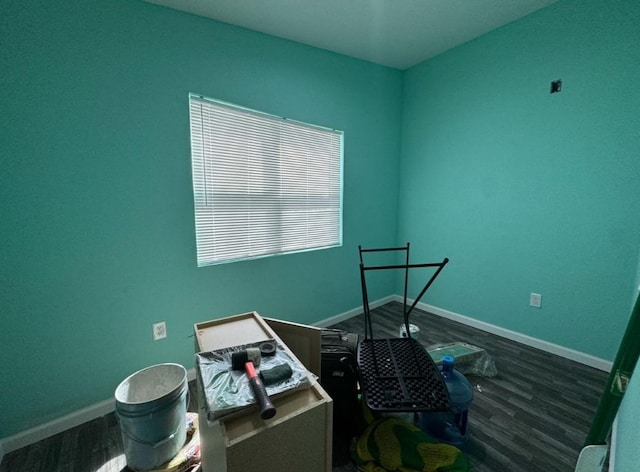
[188,94,343,266]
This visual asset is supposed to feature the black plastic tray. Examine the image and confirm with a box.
[357,337,451,412]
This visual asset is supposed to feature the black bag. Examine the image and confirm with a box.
[320,329,359,465]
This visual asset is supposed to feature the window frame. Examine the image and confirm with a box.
[188,94,344,266]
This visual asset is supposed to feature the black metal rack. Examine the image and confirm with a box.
[357,243,451,412]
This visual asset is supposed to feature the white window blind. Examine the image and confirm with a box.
[189,94,343,266]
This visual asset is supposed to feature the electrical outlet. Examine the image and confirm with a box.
[153,321,167,340]
[529,293,542,308]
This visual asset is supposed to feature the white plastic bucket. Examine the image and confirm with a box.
[115,363,188,470]
[399,323,420,340]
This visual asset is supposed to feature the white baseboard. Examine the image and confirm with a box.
[0,397,115,455]
[316,295,612,371]
[404,296,613,372]
[313,295,395,328]
[0,368,197,455]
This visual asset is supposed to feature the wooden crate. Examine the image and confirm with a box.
[194,311,332,472]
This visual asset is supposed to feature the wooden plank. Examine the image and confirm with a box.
[264,317,322,378]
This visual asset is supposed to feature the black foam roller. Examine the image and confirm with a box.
[259,363,293,386]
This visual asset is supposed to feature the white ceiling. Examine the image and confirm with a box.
[143,0,558,70]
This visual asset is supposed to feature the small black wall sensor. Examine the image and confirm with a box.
[550,79,562,94]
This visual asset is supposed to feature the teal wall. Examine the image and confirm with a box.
[2,0,640,448]
[0,0,402,438]
[399,0,640,361]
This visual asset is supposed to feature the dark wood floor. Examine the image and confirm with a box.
[1,301,609,472]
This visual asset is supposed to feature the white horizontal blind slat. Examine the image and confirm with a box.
[189,95,343,266]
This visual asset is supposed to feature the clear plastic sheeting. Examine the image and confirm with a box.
[196,340,311,420]
[426,342,498,378]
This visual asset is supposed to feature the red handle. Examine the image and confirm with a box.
[244,362,276,420]
[245,361,258,378]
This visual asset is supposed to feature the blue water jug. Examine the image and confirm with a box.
[419,355,473,449]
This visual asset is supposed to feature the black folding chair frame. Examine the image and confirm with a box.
[356,243,451,413]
